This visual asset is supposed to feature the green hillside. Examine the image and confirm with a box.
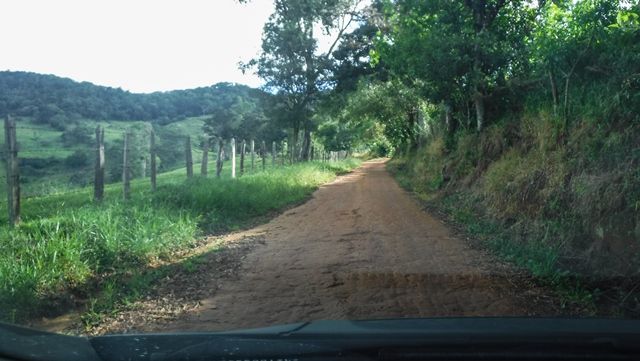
[0,71,268,124]
[0,71,286,199]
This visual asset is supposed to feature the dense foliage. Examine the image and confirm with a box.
[369,0,640,149]
[243,0,367,159]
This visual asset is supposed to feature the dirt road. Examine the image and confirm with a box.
[62,159,560,335]
[113,159,552,333]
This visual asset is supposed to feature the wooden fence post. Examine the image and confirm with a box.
[261,141,266,171]
[231,137,236,178]
[185,136,193,178]
[123,130,131,200]
[250,139,255,172]
[240,139,246,176]
[150,128,157,191]
[281,141,286,166]
[94,125,105,202]
[201,136,209,176]
[141,157,146,178]
[272,141,276,167]
[216,139,224,178]
[4,115,20,226]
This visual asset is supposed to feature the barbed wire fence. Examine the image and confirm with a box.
[1,115,348,226]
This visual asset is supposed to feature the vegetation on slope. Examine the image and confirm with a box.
[388,116,640,314]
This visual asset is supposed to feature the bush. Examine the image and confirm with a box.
[65,150,90,168]
[61,125,93,146]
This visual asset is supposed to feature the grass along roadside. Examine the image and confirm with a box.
[387,158,597,315]
[0,159,361,325]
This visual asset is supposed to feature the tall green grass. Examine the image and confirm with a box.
[0,159,360,323]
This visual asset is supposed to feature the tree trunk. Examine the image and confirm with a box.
[548,69,559,115]
[562,35,593,136]
[406,108,417,153]
[563,71,573,126]
[444,102,455,136]
[291,123,300,163]
[301,128,312,161]
[474,94,485,132]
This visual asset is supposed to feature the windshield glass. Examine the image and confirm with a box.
[0,0,638,337]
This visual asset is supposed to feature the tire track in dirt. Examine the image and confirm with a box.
[126,159,560,332]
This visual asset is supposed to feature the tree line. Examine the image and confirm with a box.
[0,71,269,127]
[240,0,639,156]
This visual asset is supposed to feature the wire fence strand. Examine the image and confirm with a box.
[0,124,306,220]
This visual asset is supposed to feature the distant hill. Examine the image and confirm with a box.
[0,71,283,197]
[0,71,267,128]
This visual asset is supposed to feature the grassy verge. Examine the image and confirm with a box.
[0,159,361,324]
[387,158,598,314]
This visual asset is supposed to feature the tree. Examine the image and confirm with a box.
[533,0,622,131]
[243,0,363,161]
[375,0,533,133]
[202,85,270,142]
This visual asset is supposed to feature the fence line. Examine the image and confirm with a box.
[4,115,19,225]
[2,115,349,226]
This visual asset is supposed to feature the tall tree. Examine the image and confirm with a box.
[243,0,363,161]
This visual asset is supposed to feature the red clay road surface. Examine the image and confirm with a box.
[132,159,560,332]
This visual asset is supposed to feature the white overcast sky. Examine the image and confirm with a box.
[0,0,275,93]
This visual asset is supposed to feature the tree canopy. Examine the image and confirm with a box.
[243,0,365,160]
